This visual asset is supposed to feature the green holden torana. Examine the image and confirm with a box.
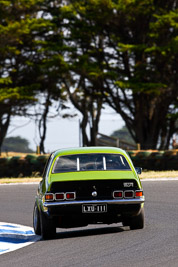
[33,146,145,239]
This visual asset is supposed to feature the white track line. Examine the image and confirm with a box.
[0,222,40,255]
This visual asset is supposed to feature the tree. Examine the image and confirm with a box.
[102,0,178,149]
[0,0,44,152]
[1,0,177,151]
[31,1,72,153]
[0,0,66,153]
[2,136,34,153]
[59,0,178,149]
[52,0,109,146]
[65,83,103,146]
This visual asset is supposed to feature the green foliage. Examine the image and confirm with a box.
[0,150,178,178]
[129,150,178,171]
[0,0,66,151]
[0,154,48,177]
[0,0,177,151]
[60,0,177,149]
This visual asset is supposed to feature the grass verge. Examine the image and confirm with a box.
[140,170,178,179]
[0,177,42,184]
[0,171,178,184]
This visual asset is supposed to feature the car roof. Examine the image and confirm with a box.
[52,146,128,158]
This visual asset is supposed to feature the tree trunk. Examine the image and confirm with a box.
[80,111,89,147]
[132,95,170,149]
[0,108,11,154]
[38,93,51,154]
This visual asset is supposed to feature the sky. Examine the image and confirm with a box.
[7,107,124,153]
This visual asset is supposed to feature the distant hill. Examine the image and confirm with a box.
[2,136,34,153]
[111,125,136,145]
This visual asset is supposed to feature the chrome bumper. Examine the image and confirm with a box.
[44,196,145,207]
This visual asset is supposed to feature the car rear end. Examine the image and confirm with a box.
[43,169,144,227]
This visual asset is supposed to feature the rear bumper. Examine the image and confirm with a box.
[41,197,145,225]
[44,196,145,207]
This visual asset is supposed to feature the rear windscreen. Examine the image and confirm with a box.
[52,153,131,173]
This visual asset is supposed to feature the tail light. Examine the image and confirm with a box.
[135,190,143,198]
[45,193,54,201]
[113,190,143,199]
[66,192,76,200]
[55,193,65,200]
[113,191,123,199]
[124,191,134,198]
[52,192,76,201]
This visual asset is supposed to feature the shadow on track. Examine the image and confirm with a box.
[40,225,127,241]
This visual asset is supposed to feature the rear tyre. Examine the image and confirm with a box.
[33,202,41,235]
[123,208,144,230]
[40,210,56,240]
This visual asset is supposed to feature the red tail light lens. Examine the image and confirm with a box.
[55,193,65,200]
[45,193,54,201]
[113,191,123,198]
[66,192,76,200]
[135,191,143,198]
[124,191,134,198]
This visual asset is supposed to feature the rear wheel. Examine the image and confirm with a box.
[123,208,144,230]
[33,202,41,235]
[40,210,56,240]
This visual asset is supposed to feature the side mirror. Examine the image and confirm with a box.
[135,167,142,175]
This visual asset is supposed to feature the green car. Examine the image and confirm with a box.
[33,147,145,239]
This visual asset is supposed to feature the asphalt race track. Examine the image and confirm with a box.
[0,180,178,267]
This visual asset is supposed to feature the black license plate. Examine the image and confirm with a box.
[82,204,107,213]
